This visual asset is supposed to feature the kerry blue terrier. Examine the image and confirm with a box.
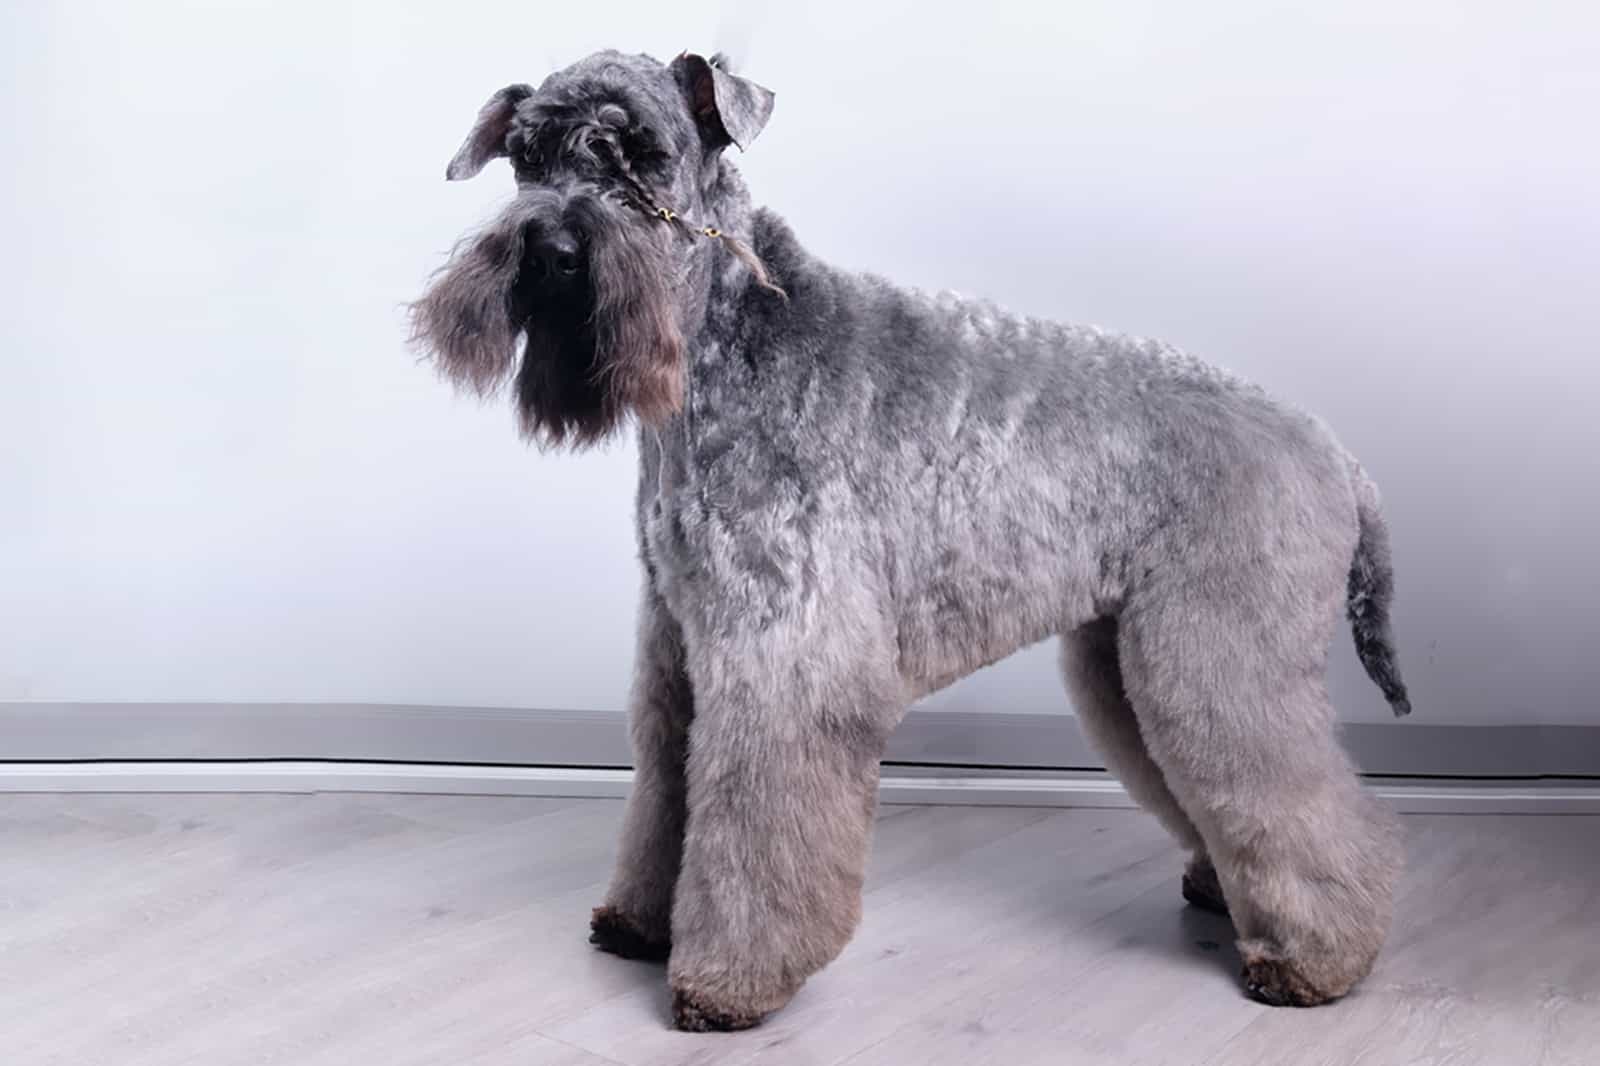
[410,49,1412,1031]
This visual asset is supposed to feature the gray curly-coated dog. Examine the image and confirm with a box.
[411,49,1413,1031]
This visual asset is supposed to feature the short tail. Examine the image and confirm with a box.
[1346,465,1412,716]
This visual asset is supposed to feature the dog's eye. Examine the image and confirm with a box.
[619,129,667,170]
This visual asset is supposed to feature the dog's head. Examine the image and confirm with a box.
[409,50,775,447]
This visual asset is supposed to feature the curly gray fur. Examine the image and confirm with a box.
[411,48,1414,1030]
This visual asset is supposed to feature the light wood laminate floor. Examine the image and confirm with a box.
[2,794,1596,1065]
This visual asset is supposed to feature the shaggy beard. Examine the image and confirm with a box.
[408,195,685,448]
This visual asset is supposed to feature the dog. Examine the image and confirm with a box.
[410,49,1412,1031]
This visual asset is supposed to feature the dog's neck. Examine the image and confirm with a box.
[678,161,765,341]
[643,163,821,463]
[699,156,756,235]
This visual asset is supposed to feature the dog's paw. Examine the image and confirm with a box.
[1181,861,1230,917]
[1240,955,1336,1008]
[589,905,670,962]
[670,986,766,1032]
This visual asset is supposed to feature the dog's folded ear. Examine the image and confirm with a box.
[672,52,774,152]
[445,84,534,181]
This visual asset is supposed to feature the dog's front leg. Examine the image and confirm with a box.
[665,622,899,1031]
[590,587,694,960]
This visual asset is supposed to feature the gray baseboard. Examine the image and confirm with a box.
[2,761,1596,814]
[1,702,1597,777]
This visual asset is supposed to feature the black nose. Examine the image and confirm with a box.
[525,229,583,283]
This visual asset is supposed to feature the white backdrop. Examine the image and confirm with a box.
[2,1,1596,725]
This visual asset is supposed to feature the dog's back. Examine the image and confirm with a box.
[714,209,1401,711]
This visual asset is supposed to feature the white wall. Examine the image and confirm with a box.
[2,1,1596,725]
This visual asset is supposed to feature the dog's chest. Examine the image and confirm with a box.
[635,404,815,633]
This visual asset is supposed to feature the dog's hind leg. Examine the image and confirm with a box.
[665,610,902,1031]
[1116,576,1401,1008]
[1060,618,1227,916]
[590,587,694,961]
